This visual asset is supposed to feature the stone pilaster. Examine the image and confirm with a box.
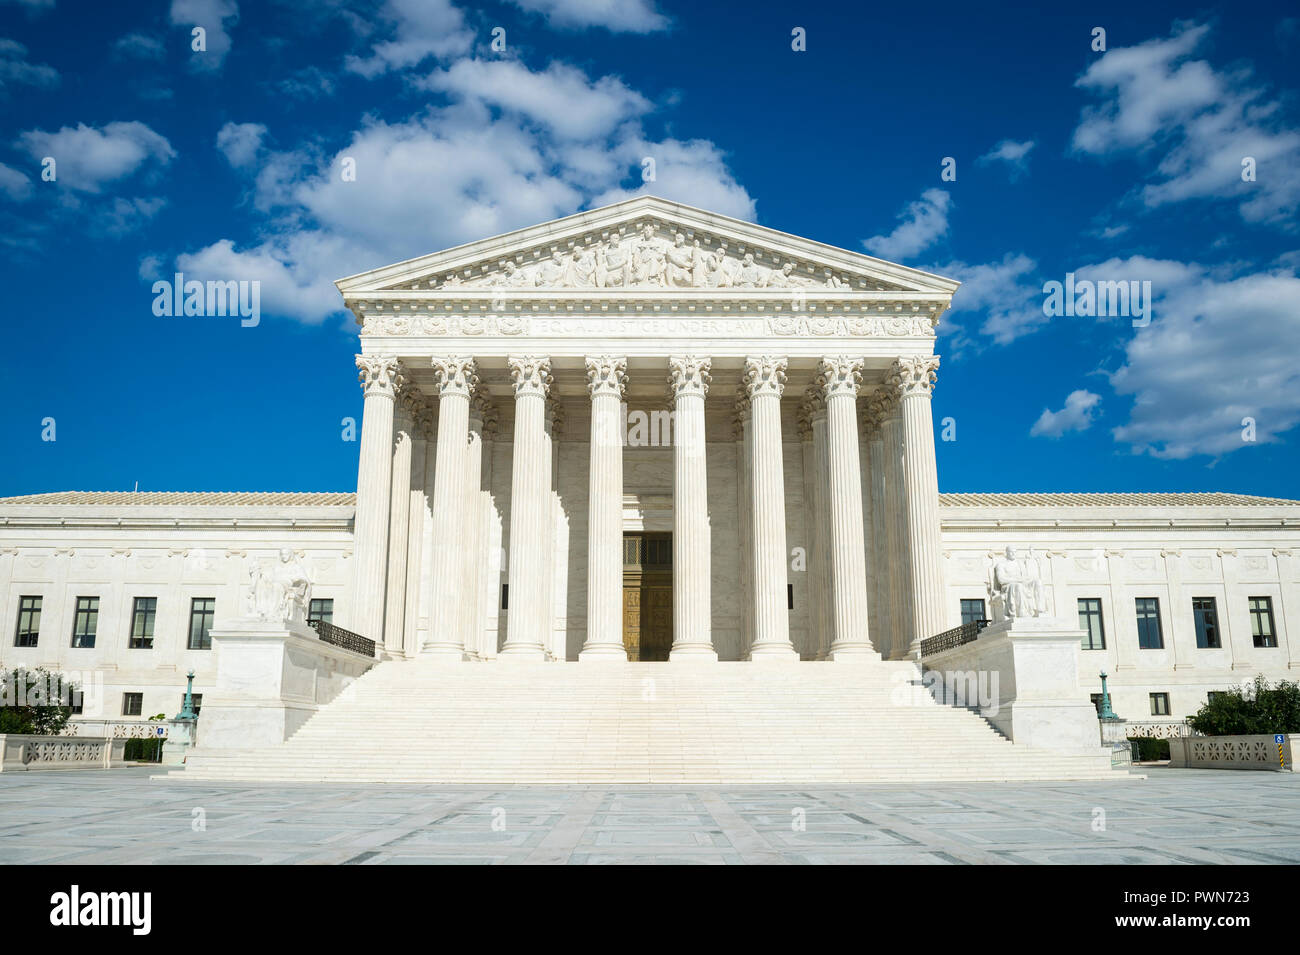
[423,356,477,660]
[581,356,628,660]
[818,357,878,659]
[889,355,946,658]
[742,356,797,660]
[668,356,716,661]
[351,354,404,644]
[501,356,552,660]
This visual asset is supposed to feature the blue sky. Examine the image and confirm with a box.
[1,0,1298,497]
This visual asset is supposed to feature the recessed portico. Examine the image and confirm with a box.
[336,196,958,664]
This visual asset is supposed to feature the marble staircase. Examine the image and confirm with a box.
[168,660,1124,783]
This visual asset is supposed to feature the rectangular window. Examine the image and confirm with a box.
[1192,597,1220,649]
[182,693,203,717]
[787,583,794,611]
[130,597,157,649]
[1135,597,1164,649]
[1249,597,1277,648]
[1207,691,1225,704]
[307,598,334,626]
[1149,692,1170,716]
[188,597,215,650]
[960,599,987,626]
[14,596,41,647]
[70,596,99,648]
[501,584,508,611]
[1077,598,1106,650]
[69,689,83,715]
[122,692,143,717]
[1089,693,1103,714]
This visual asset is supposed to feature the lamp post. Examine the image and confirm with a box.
[1098,670,1118,720]
[177,670,198,720]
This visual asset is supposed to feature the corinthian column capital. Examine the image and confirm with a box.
[507,355,553,398]
[817,356,864,400]
[356,355,405,399]
[431,356,478,399]
[888,355,940,400]
[469,392,499,435]
[741,356,788,399]
[667,356,712,400]
[585,356,628,399]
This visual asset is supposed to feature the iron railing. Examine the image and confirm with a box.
[309,618,376,657]
[919,619,989,657]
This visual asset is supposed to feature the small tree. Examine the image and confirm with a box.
[1188,676,1300,736]
[0,667,80,735]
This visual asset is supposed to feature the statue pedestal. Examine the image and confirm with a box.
[193,617,376,752]
[161,717,196,765]
[925,616,1108,757]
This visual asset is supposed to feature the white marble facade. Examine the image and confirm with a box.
[1,198,1298,725]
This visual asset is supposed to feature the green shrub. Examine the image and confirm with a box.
[1187,676,1300,736]
[1127,737,1171,761]
[123,737,164,762]
[0,667,78,735]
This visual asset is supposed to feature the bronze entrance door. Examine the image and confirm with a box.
[622,532,672,661]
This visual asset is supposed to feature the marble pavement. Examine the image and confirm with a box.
[0,767,1297,865]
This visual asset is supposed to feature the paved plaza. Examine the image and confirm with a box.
[0,767,1296,864]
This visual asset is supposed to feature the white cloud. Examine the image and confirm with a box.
[99,196,166,236]
[420,59,651,141]
[934,252,1043,346]
[863,188,952,261]
[344,0,472,78]
[112,32,165,61]
[177,59,751,323]
[216,121,266,168]
[1092,255,1300,459]
[976,138,1035,179]
[0,38,58,92]
[169,0,239,71]
[15,121,175,193]
[0,161,31,200]
[1072,21,1300,226]
[1031,390,1102,438]
[507,0,668,33]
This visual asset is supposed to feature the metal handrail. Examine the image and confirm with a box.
[919,619,989,657]
[308,618,376,657]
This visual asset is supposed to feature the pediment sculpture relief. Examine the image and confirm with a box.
[434,223,861,291]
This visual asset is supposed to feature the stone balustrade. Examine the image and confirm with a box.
[0,734,127,772]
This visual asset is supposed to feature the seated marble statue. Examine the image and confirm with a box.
[242,549,312,626]
[988,546,1047,621]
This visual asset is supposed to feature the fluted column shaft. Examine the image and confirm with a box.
[669,356,716,661]
[402,405,432,660]
[351,355,404,643]
[863,405,891,659]
[744,357,797,660]
[734,395,754,658]
[460,396,492,659]
[502,356,552,660]
[820,358,877,659]
[581,357,627,660]
[382,399,415,657]
[880,400,912,658]
[892,356,946,657]
[423,356,477,659]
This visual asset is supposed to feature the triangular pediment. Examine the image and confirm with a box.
[335,196,959,297]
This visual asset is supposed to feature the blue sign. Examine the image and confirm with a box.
[1276,734,1286,744]
[156,727,165,737]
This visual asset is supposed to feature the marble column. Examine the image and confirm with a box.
[460,394,494,660]
[668,356,716,661]
[819,357,878,659]
[382,390,417,657]
[799,391,832,660]
[412,407,439,658]
[545,395,566,660]
[876,391,913,659]
[423,356,477,660]
[743,356,797,660]
[734,394,754,660]
[402,401,434,659]
[581,356,628,660]
[862,399,891,659]
[351,355,404,644]
[501,355,552,660]
[890,355,946,658]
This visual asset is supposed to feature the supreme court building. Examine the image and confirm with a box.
[3,196,1299,755]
